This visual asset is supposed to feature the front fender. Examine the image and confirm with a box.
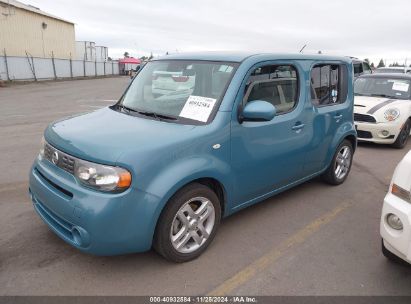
[144,156,232,233]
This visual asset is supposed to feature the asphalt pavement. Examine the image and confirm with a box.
[1,77,411,296]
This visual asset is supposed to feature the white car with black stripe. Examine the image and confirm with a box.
[354,74,411,148]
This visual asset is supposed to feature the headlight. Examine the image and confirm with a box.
[38,136,45,160]
[384,108,400,121]
[74,159,132,192]
[392,183,411,203]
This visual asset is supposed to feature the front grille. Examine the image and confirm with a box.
[357,130,373,139]
[44,143,76,174]
[354,113,376,123]
[34,168,73,198]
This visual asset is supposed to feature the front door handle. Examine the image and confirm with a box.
[292,123,305,132]
[334,114,343,121]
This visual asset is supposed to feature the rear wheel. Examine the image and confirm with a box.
[392,119,411,149]
[153,183,221,263]
[322,140,353,185]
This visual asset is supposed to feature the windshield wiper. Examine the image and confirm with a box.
[135,110,178,121]
[370,94,392,98]
[116,105,178,121]
[116,104,136,114]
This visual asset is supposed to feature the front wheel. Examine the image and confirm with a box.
[392,119,411,149]
[153,183,221,263]
[322,140,353,185]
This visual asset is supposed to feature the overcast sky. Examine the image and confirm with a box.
[28,0,411,65]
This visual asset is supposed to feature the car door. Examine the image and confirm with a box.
[230,63,311,206]
[303,63,350,174]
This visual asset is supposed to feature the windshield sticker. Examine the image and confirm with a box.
[392,82,409,92]
[179,95,217,122]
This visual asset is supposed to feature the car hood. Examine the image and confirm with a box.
[354,96,406,115]
[45,107,196,165]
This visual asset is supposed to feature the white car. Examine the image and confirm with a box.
[375,67,411,74]
[152,70,195,96]
[354,74,411,148]
[381,150,411,264]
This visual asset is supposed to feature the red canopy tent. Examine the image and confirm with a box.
[119,57,142,75]
[119,57,141,64]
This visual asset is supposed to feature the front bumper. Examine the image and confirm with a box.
[29,157,162,255]
[355,121,401,144]
[380,192,411,264]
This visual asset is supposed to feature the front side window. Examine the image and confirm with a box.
[120,60,238,124]
[245,65,299,115]
[355,77,411,100]
[311,64,340,106]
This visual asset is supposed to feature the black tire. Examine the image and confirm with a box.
[392,119,411,149]
[322,139,353,185]
[153,183,221,263]
[382,239,409,266]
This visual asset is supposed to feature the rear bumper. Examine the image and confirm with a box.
[355,121,401,144]
[380,192,411,264]
[29,157,162,255]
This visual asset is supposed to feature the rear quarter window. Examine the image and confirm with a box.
[311,64,348,106]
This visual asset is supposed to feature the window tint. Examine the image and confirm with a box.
[245,65,298,114]
[311,64,340,106]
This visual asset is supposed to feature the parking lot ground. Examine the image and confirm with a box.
[1,77,411,296]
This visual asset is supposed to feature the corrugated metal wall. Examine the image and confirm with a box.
[0,5,75,59]
[0,56,120,81]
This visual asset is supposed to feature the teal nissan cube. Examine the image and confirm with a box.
[29,52,357,262]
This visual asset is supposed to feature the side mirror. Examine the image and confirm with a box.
[241,100,276,122]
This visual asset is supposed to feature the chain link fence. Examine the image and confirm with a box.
[0,53,120,81]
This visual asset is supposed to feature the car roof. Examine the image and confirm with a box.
[377,67,411,70]
[153,51,352,63]
[359,73,411,80]
[350,58,364,64]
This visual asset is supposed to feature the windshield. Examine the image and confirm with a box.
[354,77,411,100]
[119,60,238,124]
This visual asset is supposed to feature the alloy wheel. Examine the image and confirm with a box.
[399,122,411,146]
[170,196,215,254]
[334,146,352,180]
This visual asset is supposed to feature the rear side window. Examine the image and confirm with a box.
[245,65,299,115]
[311,64,342,106]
